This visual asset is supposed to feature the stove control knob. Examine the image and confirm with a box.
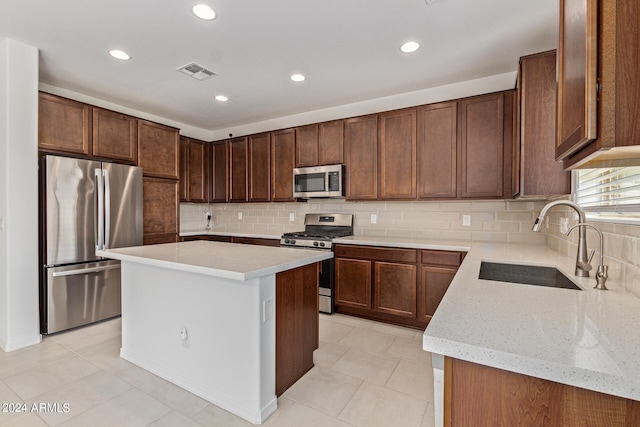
[319,242,326,247]
[313,241,319,247]
[284,239,289,244]
[290,239,296,245]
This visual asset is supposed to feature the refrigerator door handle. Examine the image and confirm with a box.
[104,169,111,249]
[51,264,120,277]
[95,168,104,251]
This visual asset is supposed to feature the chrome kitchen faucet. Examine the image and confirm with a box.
[532,200,592,277]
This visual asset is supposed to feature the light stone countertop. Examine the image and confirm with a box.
[96,240,331,281]
[335,235,640,401]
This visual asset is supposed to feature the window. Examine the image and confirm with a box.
[575,167,640,219]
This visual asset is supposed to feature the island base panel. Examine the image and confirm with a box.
[276,262,319,396]
[119,262,277,425]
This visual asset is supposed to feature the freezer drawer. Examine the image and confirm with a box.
[45,260,121,334]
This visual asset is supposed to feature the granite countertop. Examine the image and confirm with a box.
[96,240,332,281]
[337,235,640,401]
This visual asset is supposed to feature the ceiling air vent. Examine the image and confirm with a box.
[177,62,217,81]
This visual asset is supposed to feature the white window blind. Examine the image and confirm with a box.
[575,167,640,216]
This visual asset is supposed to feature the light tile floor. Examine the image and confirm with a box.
[0,314,435,427]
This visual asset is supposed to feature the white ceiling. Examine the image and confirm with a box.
[0,0,558,135]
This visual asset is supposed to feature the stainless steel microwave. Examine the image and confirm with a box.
[293,164,344,198]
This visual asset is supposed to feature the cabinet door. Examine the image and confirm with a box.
[556,0,598,160]
[418,266,456,321]
[271,129,296,202]
[379,109,417,199]
[335,258,372,309]
[187,139,209,203]
[179,138,189,201]
[374,262,417,318]
[38,92,91,156]
[229,137,248,202]
[92,107,137,163]
[344,115,378,200]
[318,120,344,165]
[295,124,319,167]
[138,120,179,179]
[248,133,271,202]
[418,102,458,199]
[519,51,571,197]
[460,93,505,199]
[142,176,179,244]
[210,142,228,202]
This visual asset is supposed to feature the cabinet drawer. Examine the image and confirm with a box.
[421,250,464,267]
[334,245,417,264]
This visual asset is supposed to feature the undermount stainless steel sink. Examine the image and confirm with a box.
[478,262,582,291]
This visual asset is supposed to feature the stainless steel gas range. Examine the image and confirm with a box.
[281,213,353,313]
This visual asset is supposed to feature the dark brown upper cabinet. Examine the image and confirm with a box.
[516,51,570,197]
[179,137,189,202]
[459,92,512,199]
[561,0,640,169]
[344,115,378,200]
[38,92,91,156]
[92,107,137,164]
[271,129,296,202]
[137,120,180,179]
[378,109,417,200]
[179,137,209,203]
[295,120,344,167]
[248,133,271,202]
[210,141,229,203]
[229,137,248,202]
[417,101,458,199]
[555,0,598,161]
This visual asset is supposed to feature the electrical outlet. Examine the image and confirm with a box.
[289,212,295,222]
[370,214,377,224]
[462,214,471,227]
[237,212,243,220]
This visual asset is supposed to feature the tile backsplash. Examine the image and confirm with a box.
[182,199,640,296]
[181,199,548,244]
[544,207,640,298]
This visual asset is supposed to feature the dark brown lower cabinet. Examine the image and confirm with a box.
[143,177,179,245]
[374,262,417,318]
[418,266,457,322]
[446,357,640,427]
[180,235,279,246]
[275,263,319,396]
[335,258,372,310]
[334,244,464,329]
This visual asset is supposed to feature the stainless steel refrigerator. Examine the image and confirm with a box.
[39,155,143,334]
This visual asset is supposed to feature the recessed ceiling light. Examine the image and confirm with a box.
[108,49,131,61]
[192,4,216,20]
[214,95,228,102]
[400,41,420,53]
[290,73,306,82]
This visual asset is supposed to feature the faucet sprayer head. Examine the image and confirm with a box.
[532,216,543,232]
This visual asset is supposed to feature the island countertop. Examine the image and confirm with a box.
[96,240,332,281]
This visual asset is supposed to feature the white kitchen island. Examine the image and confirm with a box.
[96,240,331,425]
